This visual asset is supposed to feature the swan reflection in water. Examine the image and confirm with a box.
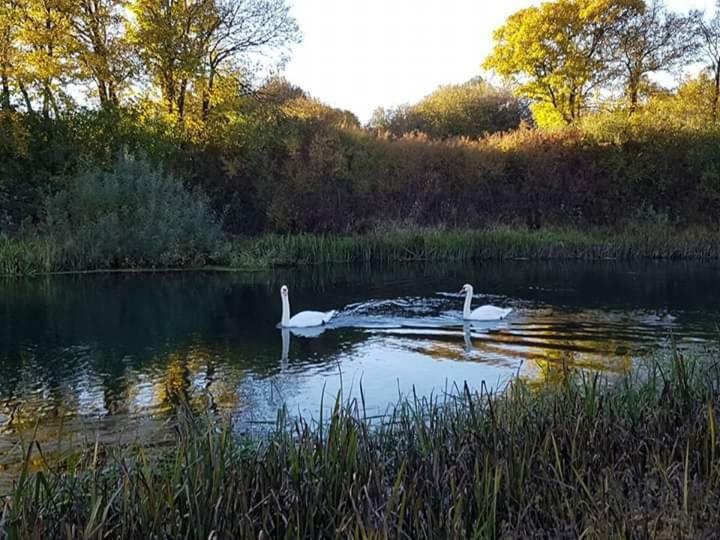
[463,322,473,352]
[280,325,329,367]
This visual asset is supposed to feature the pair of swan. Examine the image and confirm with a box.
[279,283,512,328]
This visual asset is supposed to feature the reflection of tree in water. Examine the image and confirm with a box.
[1,260,718,445]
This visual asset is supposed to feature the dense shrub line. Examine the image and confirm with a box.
[2,106,720,273]
[3,109,720,239]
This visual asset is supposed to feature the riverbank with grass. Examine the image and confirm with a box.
[2,349,720,538]
[226,225,720,268]
[3,225,720,276]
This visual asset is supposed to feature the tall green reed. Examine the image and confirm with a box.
[225,225,720,269]
[3,349,720,538]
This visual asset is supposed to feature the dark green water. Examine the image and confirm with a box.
[1,261,719,474]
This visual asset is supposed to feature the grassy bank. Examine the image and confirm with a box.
[227,225,720,268]
[0,237,58,276]
[4,225,720,276]
[2,350,720,538]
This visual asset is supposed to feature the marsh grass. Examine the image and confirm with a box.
[225,225,720,269]
[3,349,720,538]
[4,224,720,275]
[0,236,58,276]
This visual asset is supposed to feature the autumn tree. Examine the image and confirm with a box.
[0,0,20,110]
[258,76,306,104]
[129,0,298,121]
[369,78,527,139]
[699,1,720,121]
[129,0,217,118]
[71,0,136,107]
[18,0,77,117]
[484,0,643,126]
[615,0,699,111]
[200,0,299,120]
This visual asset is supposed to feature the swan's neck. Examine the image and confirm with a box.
[281,294,290,326]
[463,289,473,318]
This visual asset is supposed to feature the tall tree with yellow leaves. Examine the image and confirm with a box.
[18,0,77,117]
[71,0,136,107]
[129,0,219,119]
[615,0,699,112]
[128,0,298,121]
[0,0,21,110]
[484,0,643,126]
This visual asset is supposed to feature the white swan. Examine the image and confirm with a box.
[460,284,512,321]
[280,285,336,328]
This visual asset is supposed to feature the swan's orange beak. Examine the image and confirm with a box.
[459,287,465,293]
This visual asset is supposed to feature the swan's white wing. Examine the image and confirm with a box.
[286,310,336,328]
[468,305,513,321]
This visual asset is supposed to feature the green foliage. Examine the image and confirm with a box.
[4,223,720,276]
[0,235,57,275]
[44,157,222,269]
[4,351,720,537]
[224,225,720,269]
[3,97,720,246]
[369,78,527,138]
[484,0,643,125]
[615,1,699,109]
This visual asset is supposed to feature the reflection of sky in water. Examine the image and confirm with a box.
[1,261,720,481]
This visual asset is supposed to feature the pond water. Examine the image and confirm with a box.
[1,261,719,479]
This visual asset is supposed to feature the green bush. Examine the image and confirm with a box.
[0,235,58,275]
[5,102,720,238]
[45,158,223,269]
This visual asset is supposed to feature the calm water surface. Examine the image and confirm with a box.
[1,261,719,479]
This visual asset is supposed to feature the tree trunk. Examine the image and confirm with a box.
[713,64,720,123]
[97,78,108,107]
[109,83,118,107]
[18,81,33,114]
[201,68,216,122]
[177,78,187,120]
[627,77,640,114]
[47,87,60,118]
[0,68,10,110]
[42,82,51,119]
[163,74,175,115]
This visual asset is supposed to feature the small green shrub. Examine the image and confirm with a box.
[0,235,57,275]
[45,158,223,269]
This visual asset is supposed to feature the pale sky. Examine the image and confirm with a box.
[284,0,715,123]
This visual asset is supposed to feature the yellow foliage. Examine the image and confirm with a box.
[484,0,643,126]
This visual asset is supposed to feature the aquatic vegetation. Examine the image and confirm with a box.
[224,225,720,269]
[2,349,720,538]
[0,236,57,276]
[3,224,720,275]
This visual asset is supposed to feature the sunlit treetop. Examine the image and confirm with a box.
[484,0,645,126]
